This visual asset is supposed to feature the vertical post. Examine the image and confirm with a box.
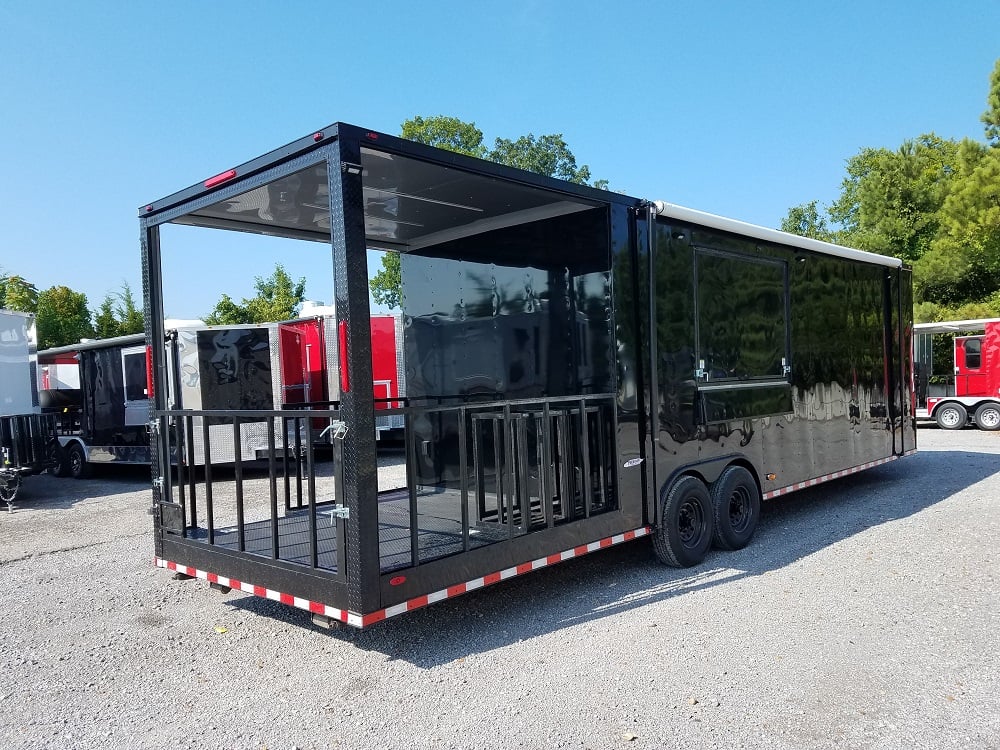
[328,132,379,614]
[141,221,169,558]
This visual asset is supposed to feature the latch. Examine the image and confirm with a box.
[322,505,350,524]
[695,359,707,380]
[782,357,791,377]
[319,420,349,441]
[147,420,160,434]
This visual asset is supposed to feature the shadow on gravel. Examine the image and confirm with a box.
[223,446,999,667]
[3,464,150,512]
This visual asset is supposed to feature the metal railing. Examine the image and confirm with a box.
[155,393,617,578]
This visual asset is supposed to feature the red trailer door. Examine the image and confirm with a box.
[279,320,326,406]
[954,335,987,397]
[370,316,399,410]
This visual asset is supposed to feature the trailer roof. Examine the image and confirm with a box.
[913,318,1000,334]
[653,202,902,269]
[38,333,146,357]
[139,121,902,271]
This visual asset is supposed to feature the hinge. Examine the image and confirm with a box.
[147,420,160,434]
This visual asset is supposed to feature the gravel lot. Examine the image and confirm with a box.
[1,427,997,750]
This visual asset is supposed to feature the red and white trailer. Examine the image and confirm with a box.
[914,318,1000,430]
[279,304,404,439]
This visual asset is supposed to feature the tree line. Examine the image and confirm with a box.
[0,274,143,350]
[6,60,997,348]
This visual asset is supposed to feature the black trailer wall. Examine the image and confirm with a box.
[649,220,909,495]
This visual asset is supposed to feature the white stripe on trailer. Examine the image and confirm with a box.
[155,525,652,628]
[762,454,901,500]
[652,201,902,269]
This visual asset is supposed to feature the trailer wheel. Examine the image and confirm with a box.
[973,403,1000,431]
[67,443,91,479]
[653,476,713,567]
[51,443,71,478]
[935,403,967,430]
[710,466,760,551]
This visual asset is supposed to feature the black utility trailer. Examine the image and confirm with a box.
[139,123,915,627]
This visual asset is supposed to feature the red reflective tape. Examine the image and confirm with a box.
[573,545,588,557]
[253,585,267,597]
[207,572,219,583]
[279,593,294,605]
[516,563,533,575]
[447,584,467,597]
[229,579,242,590]
[409,595,429,610]
[599,538,613,548]
[309,601,325,614]
[546,554,561,566]
[363,610,387,626]
[483,572,502,586]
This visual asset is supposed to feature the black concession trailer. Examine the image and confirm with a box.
[139,123,916,628]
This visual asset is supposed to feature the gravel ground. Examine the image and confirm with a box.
[0,427,997,750]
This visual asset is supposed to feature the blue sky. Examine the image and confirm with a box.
[2,1,998,320]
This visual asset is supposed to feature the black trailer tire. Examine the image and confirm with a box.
[973,403,1000,431]
[68,443,91,479]
[935,403,968,430]
[653,475,713,568]
[51,443,71,478]
[710,466,761,551]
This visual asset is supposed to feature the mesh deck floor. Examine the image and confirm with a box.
[186,488,512,573]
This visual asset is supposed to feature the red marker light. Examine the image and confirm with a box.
[145,205,153,212]
[338,321,350,393]
[204,169,237,188]
[365,132,379,141]
[389,576,406,586]
[313,132,324,142]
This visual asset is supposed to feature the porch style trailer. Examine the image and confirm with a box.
[139,123,916,628]
[913,318,1000,430]
[0,309,57,507]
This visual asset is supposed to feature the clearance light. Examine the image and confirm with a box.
[313,132,324,142]
[766,473,777,481]
[204,169,237,188]
[365,132,379,141]
[338,321,350,393]
[389,576,406,586]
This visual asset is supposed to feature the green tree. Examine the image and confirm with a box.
[35,286,94,349]
[369,116,608,309]
[0,274,39,312]
[780,201,834,241]
[827,134,960,263]
[915,140,1000,305]
[204,264,306,324]
[94,282,145,338]
[400,115,486,158]
[983,58,1000,146]
[488,133,594,184]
